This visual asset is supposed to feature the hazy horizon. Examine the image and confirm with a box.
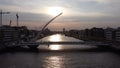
[0,0,120,31]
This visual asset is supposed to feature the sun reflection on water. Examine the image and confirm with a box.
[48,34,62,50]
[45,56,63,68]
[49,45,61,50]
[49,34,62,42]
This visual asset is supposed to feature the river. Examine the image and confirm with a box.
[0,34,120,68]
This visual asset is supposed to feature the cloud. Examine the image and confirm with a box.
[0,0,120,30]
[77,0,120,3]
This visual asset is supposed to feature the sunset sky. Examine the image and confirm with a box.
[0,0,120,30]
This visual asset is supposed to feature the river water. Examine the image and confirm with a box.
[0,34,120,68]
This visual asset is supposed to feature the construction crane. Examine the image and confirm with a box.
[0,10,10,26]
[16,13,19,27]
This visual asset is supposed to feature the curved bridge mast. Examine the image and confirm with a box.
[33,12,63,41]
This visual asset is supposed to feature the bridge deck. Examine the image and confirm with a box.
[16,41,109,46]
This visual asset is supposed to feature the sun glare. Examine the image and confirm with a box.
[47,7,63,16]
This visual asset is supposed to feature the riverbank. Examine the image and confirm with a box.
[65,34,120,50]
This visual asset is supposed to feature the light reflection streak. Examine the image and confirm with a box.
[45,56,63,68]
[49,45,61,50]
[49,34,62,42]
[48,34,62,50]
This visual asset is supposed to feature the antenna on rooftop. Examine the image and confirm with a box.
[9,20,12,26]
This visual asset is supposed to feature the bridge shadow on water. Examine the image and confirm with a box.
[1,46,120,55]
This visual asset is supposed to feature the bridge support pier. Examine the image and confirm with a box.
[27,45,39,49]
